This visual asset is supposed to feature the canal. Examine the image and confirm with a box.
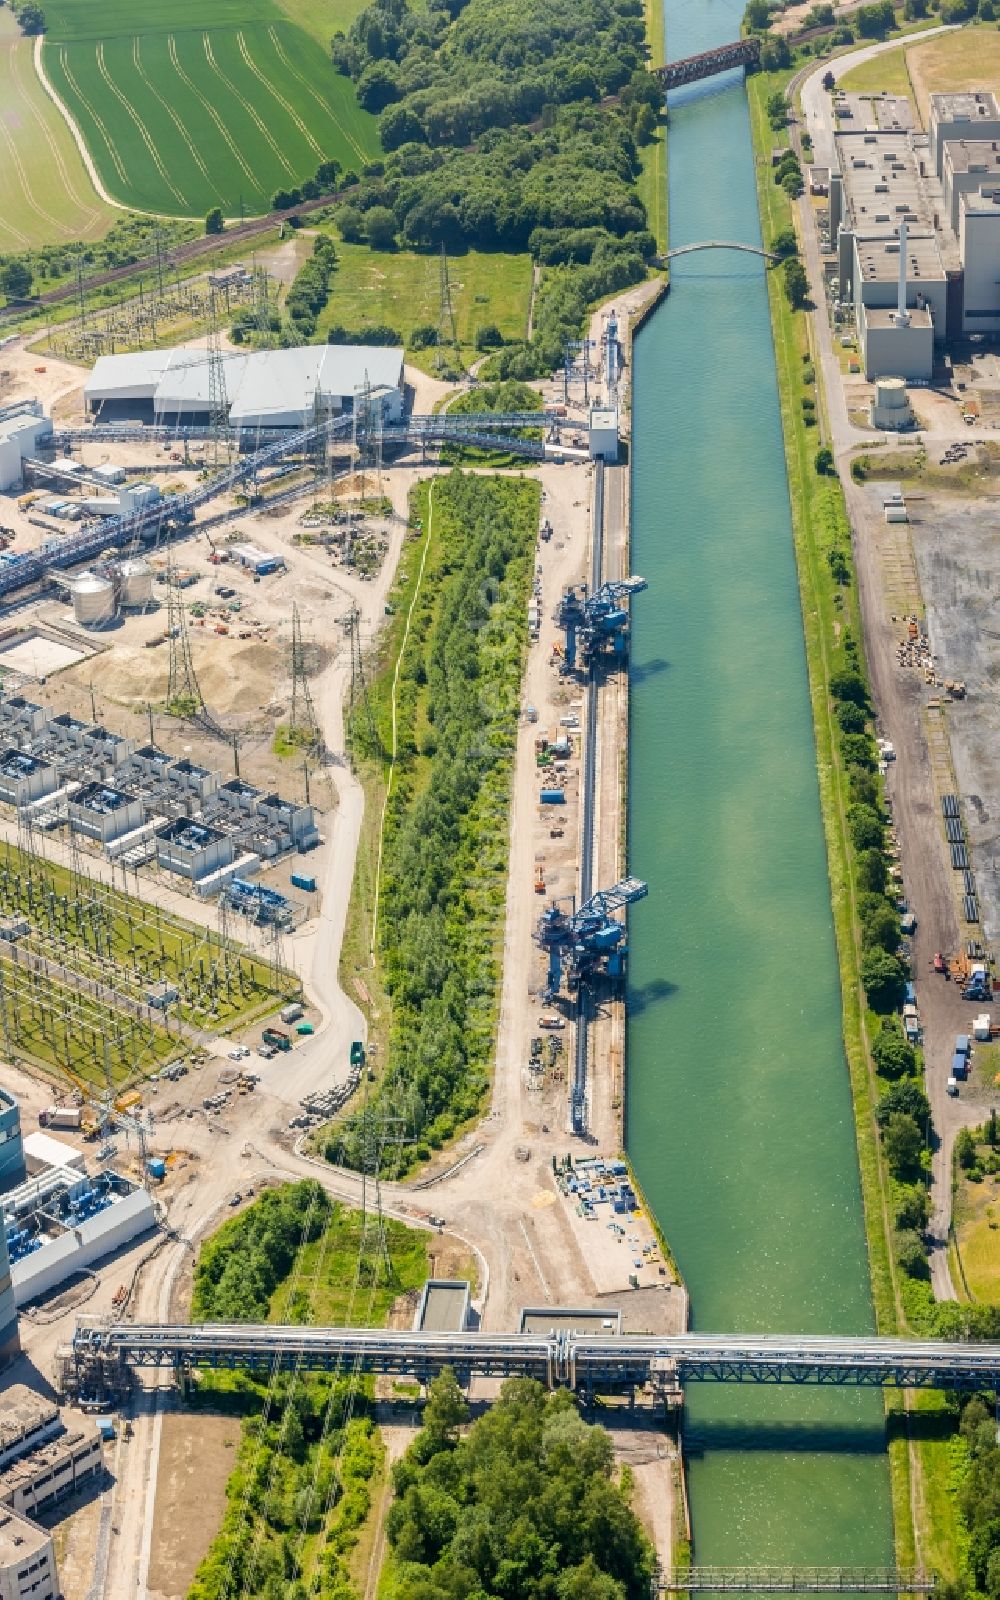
[626,2,896,1575]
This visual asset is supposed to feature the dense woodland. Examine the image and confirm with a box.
[383,1373,655,1600]
[334,472,538,1172]
[326,0,661,368]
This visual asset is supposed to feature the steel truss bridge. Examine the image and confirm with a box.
[653,37,761,91]
[4,408,561,604]
[657,1570,933,1594]
[70,1322,1000,1393]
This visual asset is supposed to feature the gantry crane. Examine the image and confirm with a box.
[554,576,647,672]
[536,878,648,999]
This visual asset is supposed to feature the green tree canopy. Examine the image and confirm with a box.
[881,1111,924,1178]
[387,1376,654,1599]
[860,948,906,1012]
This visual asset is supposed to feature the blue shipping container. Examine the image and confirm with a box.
[539,789,565,804]
[956,1034,971,1055]
[290,873,317,892]
[952,1052,968,1079]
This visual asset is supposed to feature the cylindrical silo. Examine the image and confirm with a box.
[117,558,153,609]
[874,377,907,413]
[71,572,116,628]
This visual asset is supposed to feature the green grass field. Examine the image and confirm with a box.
[317,239,534,364]
[0,10,112,251]
[41,0,380,217]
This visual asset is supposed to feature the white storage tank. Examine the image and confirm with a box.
[117,557,152,609]
[71,572,115,627]
[871,376,914,431]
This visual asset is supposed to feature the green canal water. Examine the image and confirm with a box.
[626,13,896,1570]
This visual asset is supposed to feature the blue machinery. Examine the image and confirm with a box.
[554,577,647,672]
[536,877,649,1000]
[67,1318,1000,1394]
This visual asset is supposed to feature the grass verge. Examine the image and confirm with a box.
[637,0,667,255]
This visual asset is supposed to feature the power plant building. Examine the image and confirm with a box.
[2,1165,156,1307]
[0,407,53,494]
[0,1091,25,1196]
[155,817,235,884]
[84,343,406,431]
[830,88,1000,375]
[0,1221,18,1367]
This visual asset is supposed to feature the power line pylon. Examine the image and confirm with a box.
[344,605,379,762]
[206,287,231,469]
[289,602,320,753]
[166,565,206,719]
[435,243,460,374]
[353,370,382,505]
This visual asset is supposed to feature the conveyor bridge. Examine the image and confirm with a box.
[4,409,562,603]
[68,1322,1000,1392]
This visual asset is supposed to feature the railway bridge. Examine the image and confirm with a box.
[653,36,761,91]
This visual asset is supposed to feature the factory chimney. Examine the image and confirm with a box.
[894,220,911,327]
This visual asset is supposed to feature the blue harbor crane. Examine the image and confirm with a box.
[536,877,648,1000]
[554,577,647,672]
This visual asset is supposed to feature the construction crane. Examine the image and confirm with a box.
[536,877,648,1000]
[554,576,648,672]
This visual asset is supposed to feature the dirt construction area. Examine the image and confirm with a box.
[146,1411,241,1600]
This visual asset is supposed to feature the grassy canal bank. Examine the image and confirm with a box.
[746,63,967,1583]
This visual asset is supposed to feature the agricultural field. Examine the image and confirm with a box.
[40,0,380,217]
[0,10,111,252]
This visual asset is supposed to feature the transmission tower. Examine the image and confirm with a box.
[435,243,460,373]
[353,370,383,505]
[205,288,231,468]
[252,263,273,342]
[289,603,320,753]
[166,565,206,718]
[344,605,379,762]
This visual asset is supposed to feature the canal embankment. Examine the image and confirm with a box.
[626,1,895,1575]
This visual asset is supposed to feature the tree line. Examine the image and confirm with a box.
[333,472,538,1172]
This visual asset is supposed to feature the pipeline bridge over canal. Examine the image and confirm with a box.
[66,1322,1000,1395]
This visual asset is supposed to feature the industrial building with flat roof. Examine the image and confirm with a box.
[0,407,53,495]
[67,781,144,844]
[2,1164,157,1307]
[0,1505,58,1600]
[0,1091,25,1198]
[828,91,1000,375]
[0,1384,104,1599]
[84,343,406,431]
